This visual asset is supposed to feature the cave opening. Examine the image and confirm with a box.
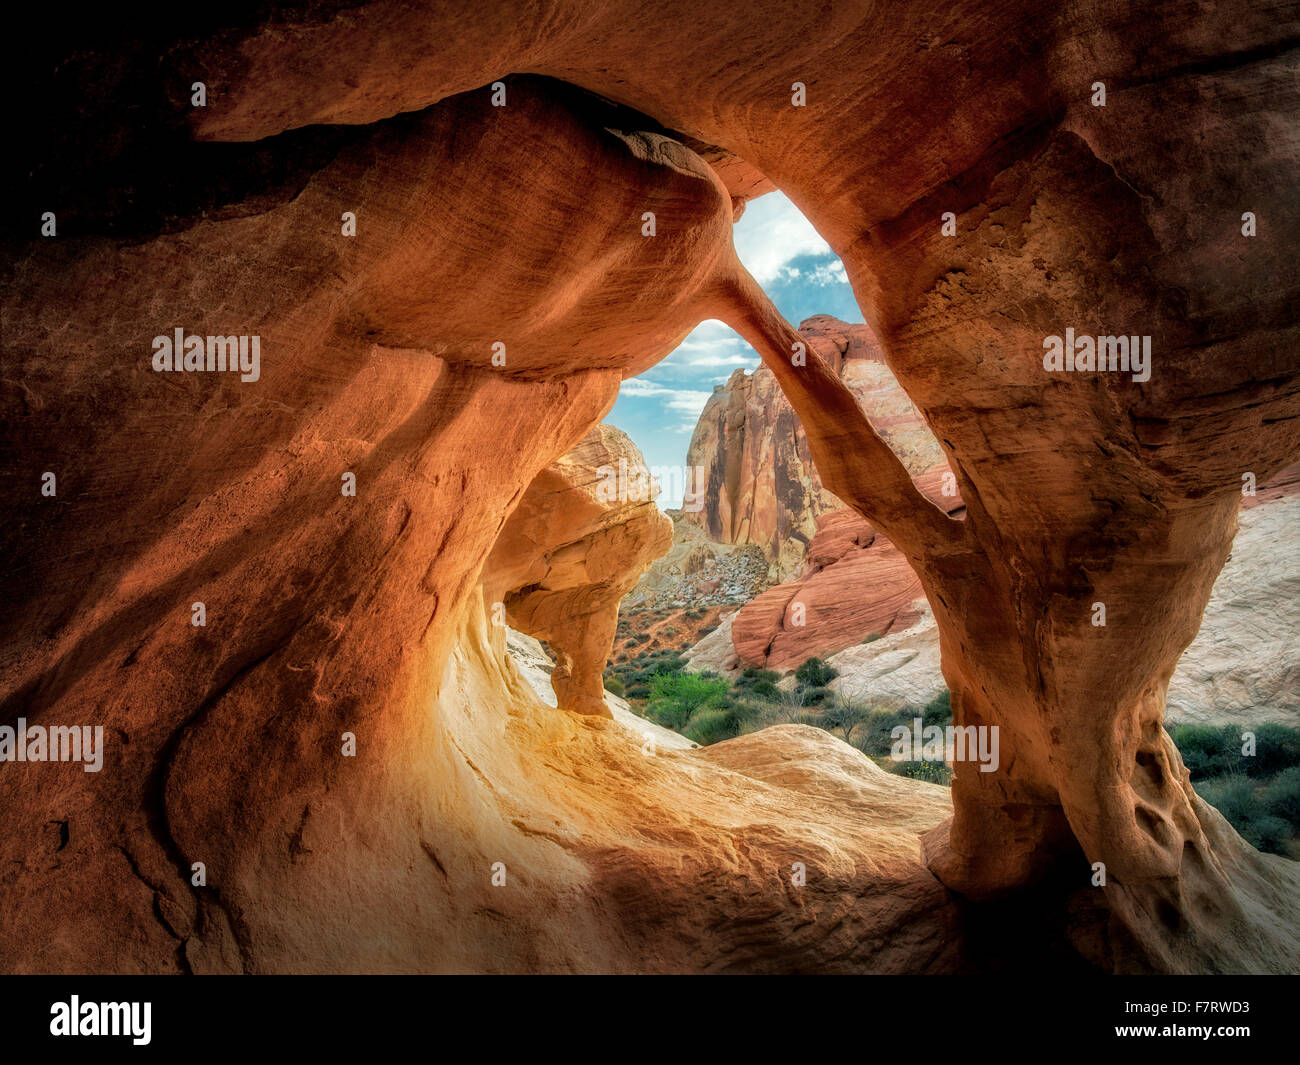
[609,191,868,512]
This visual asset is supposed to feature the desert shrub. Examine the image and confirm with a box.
[735,666,779,686]
[795,657,839,687]
[1194,774,1261,824]
[891,759,953,786]
[1249,723,1300,777]
[922,690,952,728]
[803,686,831,705]
[604,675,625,697]
[645,672,730,732]
[626,684,650,699]
[1247,815,1294,854]
[855,707,914,759]
[1168,722,1300,780]
[1171,724,1243,780]
[699,624,718,637]
[654,654,686,677]
[1195,765,1300,855]
[863,633,882,644]
[683,707,737,745]
[821,698,873,744]
[686,702,764,743]
[664,626,678,638]
[1263,766,1300,823]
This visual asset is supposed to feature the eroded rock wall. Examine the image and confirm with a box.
[483,424,672,716]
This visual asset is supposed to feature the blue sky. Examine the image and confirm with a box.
[608,192,862,507]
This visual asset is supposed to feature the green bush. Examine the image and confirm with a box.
[604,675,625,697]
[1171,724,1244,780]
[1250,723,1300,777]
[1167,722,1300,780]
[1249,816,1294,854]
[1194,774,1262,824]
[803,686,831,705]
[795,657,839,688]
[683,707,737,745]
[1263,766,1300,823]
[626,683,650,699]
[922,690,952,728]
[863,633,882,644]
[821,699,873,744]
[735,667,780,691]
[646,672,730,732]
[854,707,914,759]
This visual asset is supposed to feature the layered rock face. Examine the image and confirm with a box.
[5,1,1299,974]
[484,424,672,716]
[731,466,964,669]
[681,316,940,579]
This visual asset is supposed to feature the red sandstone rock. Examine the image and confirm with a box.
[1242,458,1300,509]
[731,466,965,668]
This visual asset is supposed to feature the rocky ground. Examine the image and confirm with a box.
[623,514,770,610]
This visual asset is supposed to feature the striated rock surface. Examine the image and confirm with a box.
[730,465,964,668]
[484,424,672,716]
[680,316,941,580]
[2,75,765,974]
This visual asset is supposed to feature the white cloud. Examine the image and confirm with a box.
[733,193,832,283]
[689,353,757,368]
[666,393,712,413]
[806,259,849,286]
[619,378,712,411]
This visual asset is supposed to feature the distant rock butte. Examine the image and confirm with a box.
[680,316,942,581]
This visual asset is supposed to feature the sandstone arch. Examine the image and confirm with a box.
[3,1,1298,972]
